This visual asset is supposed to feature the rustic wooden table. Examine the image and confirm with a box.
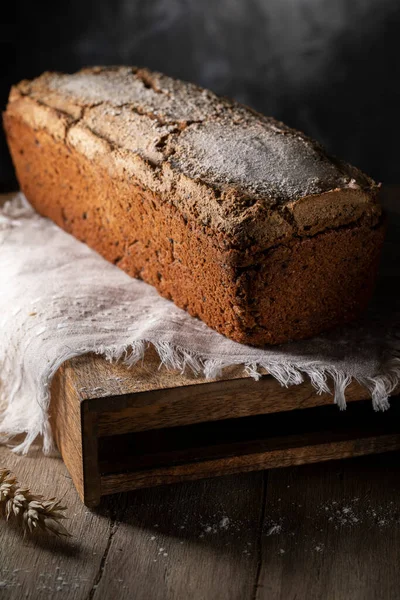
[1,445,400,599]
[1,187,400,599]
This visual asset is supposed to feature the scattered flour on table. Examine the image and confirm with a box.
[199,515,232,537]
[147,511,255,561]
[264,496,400,557]
[319,498,399,529]
[266,523,282,536]
[0,566,92,593]
[142,495,400,565]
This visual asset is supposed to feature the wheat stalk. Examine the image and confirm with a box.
[0,468,70,537]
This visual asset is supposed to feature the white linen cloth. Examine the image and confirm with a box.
[1,193,400,454]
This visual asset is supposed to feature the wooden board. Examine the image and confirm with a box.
[2,443,400,600]
[50,347,400,507]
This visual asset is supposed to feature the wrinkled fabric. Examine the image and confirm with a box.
[1,194,400,454]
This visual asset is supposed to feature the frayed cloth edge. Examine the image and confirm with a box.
[1,339,399,455]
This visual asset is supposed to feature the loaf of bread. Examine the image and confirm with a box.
[4,67,384,345]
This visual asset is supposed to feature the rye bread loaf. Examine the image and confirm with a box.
[3,66,384,346]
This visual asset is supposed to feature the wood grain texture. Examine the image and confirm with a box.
[50,363,86,501]
[64,349,371,415]
[2,443,400,599]
[51,349,400,505]
[0,445,112,599]
[58,349,374,438]
[91,472,266,600]
[65,348,248,400]
[255,453,400,600]
[100,433,400,496]
[94,374,372,437]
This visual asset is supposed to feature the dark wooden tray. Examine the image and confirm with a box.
[50,347,400,507]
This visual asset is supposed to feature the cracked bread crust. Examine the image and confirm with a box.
[4,66,385,345]
[6,66,381,249]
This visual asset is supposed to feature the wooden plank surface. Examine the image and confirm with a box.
[0,445,112,599]
[1,445,400,599]
[92,472,265,600]
[256,453,400,600]
[64,351,372,431]
[53,347,400,506]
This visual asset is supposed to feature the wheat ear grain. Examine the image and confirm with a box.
[0,468,71,537]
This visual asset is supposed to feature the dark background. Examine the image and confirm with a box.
[1,0,400,188]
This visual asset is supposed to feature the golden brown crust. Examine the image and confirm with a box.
[4,109,385,346]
